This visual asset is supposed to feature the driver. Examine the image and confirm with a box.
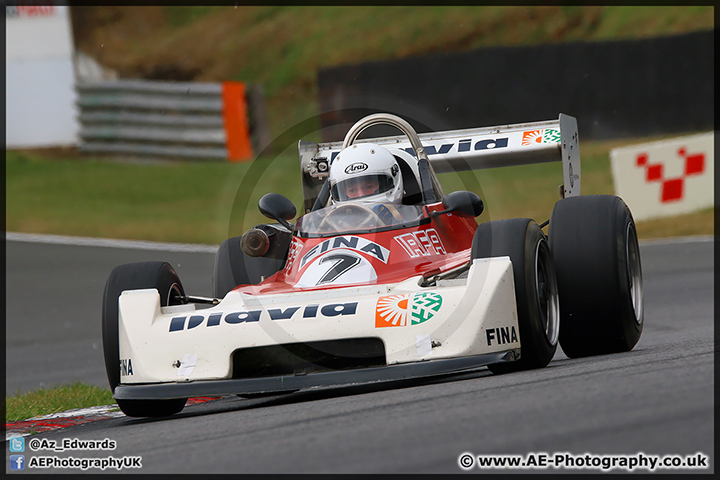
[328,143,405,225]
[329,143,403,204]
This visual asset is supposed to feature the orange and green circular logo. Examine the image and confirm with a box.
[375,292,442,328]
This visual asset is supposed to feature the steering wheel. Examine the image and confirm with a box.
[317,203,383,232]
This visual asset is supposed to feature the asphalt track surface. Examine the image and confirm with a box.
[4,234,714,474]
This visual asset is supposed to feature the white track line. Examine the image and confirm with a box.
[5,232,219,253]
[638,234,714,246]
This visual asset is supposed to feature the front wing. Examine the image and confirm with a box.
[115,257,521,400]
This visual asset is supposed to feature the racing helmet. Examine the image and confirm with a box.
[329,143,403,204]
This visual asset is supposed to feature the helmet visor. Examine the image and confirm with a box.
[331,174,394,202]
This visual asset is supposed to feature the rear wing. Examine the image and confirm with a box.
[298,113,580,213]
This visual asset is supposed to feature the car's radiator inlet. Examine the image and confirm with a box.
[231,338,386,378]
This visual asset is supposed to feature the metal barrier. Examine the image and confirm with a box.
[75,79,268,161]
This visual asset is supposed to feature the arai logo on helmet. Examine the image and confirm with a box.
[344,162,368,174]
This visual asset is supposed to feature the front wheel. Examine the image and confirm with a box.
[472,218,560,373]
[116,398,187,418]
[102,261,188,417]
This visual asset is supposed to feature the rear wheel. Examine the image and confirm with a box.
[549,195,643,358]
[471,218,560,373]
[213,225,291,298]
[213,236,247,298]
[102,261,188,417]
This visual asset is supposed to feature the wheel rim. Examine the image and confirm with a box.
[535,239,560,345]
[626,222,644,325]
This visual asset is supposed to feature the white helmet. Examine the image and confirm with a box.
[329,143,403,204]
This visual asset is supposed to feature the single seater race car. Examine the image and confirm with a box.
[103,113,644,417]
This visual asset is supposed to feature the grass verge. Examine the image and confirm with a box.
[5,383,116,423]
[5,149,306,245]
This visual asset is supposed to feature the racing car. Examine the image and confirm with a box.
[102,113,644,417]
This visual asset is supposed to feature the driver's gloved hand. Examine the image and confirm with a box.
[372,204,396,225]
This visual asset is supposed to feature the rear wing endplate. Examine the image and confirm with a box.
[299,114,580,212]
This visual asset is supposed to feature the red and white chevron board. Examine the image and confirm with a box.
[610,132,714,221]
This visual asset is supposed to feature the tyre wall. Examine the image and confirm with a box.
[317,31,713,142]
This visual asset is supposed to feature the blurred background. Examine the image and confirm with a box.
[6,5,714,244]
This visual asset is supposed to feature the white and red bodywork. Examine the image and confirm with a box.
[117,203,520,386]
[115,114,580,395]
[240,203,475,295]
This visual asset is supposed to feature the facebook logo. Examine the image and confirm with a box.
[9,436,25,452]
[9,455,25,470]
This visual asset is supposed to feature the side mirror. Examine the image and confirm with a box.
[437,191,484,217]
[258,193,296,230]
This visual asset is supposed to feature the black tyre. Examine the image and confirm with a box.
[213,225,291,298]
[472,218,560,373]
[213,236,247,298]
[549,195,643,358]
[115,397,187,418]
[102,261,188,417]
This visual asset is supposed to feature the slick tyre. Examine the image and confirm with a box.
[115,397,187,418]
[549,195,644,358]
[213,236,247,298]
[472,219,560,373]
[102,261,188,417]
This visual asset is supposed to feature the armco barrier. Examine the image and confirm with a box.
[76,79,268,161]
[610,132,714,221]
